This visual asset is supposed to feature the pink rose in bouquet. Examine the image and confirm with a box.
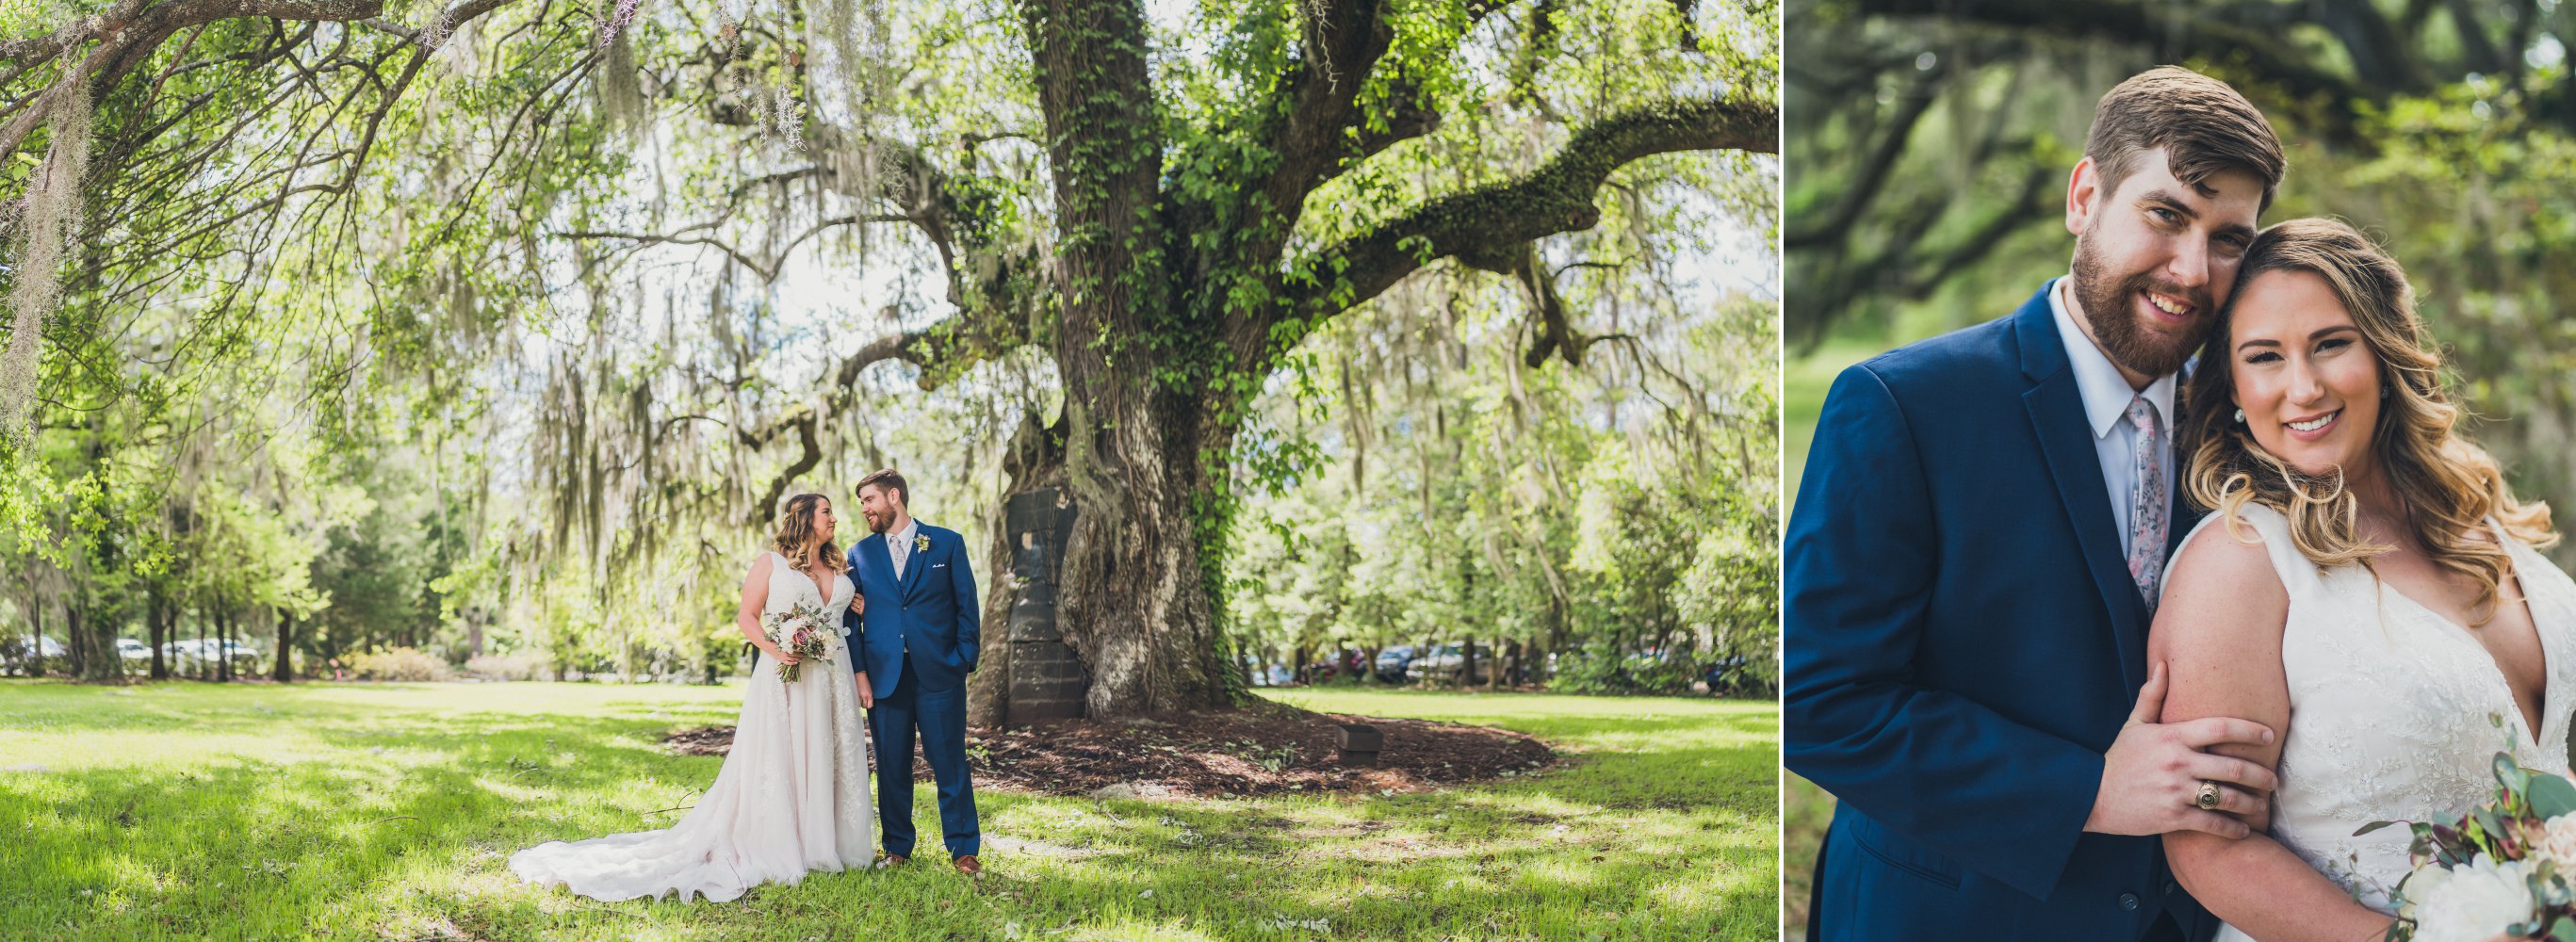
[760,600,834,684]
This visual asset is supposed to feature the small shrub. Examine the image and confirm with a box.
[1551,642,1635,695]
[346,647,451,682]
[1550,642,1752,697]
[464,652,545,682]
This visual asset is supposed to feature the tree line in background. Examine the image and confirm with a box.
[0,0,1778,702]
[1229,284,1775,698]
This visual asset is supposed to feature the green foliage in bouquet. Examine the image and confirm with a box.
[758,601,834,685]
[2360,748,2576,942]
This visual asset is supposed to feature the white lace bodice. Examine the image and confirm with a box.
[764,551,855,633]
[2176,504,2576,919]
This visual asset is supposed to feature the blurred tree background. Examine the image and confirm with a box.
[0,0,1778,707]
[1785,0,2576,931]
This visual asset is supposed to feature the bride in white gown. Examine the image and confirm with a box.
[510,493,875,901]
[2153,219,2576,941]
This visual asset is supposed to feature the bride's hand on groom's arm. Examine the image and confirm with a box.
[2082,661,2279,839]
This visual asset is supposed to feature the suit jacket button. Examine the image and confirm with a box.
[2162,881,2179,896]
[2118,892,2140,911]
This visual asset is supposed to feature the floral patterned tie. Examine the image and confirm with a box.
[2127,396,2167,611]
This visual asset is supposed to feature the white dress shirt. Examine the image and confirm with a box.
[2048,275,2177,561]
[886,518,920,581]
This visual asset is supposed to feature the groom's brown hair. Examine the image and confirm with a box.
[2085,66,2286,211]
[856,468,908,507]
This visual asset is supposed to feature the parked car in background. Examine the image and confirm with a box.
[166,638,261,673]
[0,635,65,675]
[1405,643,1493,685]
[116,639,153,664]
[1374,646,1415,682]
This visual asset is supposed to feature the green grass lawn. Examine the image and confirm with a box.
[0,681,1776,941]
[1781,773,1832,939]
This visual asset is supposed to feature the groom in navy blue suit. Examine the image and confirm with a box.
[1785,68,2291,941]
[843,468,984,874]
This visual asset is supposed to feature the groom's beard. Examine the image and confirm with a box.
[2071,232,2210,380]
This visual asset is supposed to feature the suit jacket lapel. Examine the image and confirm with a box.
[898,526,929,599]
[2014,288,2148,692]
[860,534,897,598]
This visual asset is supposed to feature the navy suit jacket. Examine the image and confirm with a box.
[841,523,981,697]
[1784,283,2211,941]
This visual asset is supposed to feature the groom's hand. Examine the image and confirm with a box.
[2084,661,2279,838]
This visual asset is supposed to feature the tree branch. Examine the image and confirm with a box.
[5,0,522,162]
[1857,0,2376,138]
[1270,92,1775,357]
[1784,65,1943,249]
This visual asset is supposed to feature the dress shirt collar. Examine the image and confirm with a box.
[2049,275,2177,441]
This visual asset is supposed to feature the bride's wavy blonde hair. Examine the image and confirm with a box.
[772,493,846,576]
[2179,218,2554,625]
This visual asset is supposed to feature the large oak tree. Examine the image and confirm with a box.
[2,0,1776,712]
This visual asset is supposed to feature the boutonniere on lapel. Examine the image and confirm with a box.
[914,534,932,555]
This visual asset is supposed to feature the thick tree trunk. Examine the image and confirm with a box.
[272,609,293,682]
[980,0,1230,723]
[976,393,1235,721]
[73,598,120,683]
[216,609,232,683]
[27,593,44,677]
[147,592,168,681]
[63,599,83,679]
[1461,638,1478,690]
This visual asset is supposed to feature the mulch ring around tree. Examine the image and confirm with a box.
[662,699,1558,798]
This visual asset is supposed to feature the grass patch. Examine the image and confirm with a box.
[0,681,1775,940]
[1782,772,1834,938]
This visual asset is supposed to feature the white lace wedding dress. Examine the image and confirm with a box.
[2172,505,2576,941]
[509,553,874,901]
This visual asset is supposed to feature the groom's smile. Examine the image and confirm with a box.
[2144,287,2197,321]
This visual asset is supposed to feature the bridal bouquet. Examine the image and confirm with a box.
[2366,753,2576,942]
[759,601,834,684]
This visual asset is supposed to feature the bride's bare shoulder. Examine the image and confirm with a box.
[2158,512,2291,642]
